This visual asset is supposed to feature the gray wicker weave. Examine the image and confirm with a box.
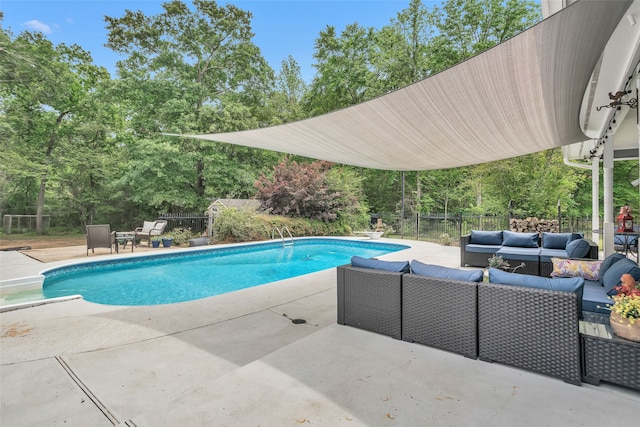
[337,265,403,339]
[581,319,640,391]
[402,274,478,359]
[478,282,582,385]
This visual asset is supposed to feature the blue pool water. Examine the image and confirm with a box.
[42,238,408,306]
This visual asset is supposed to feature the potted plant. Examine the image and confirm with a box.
[488,254,510,270]
[160,234,173,248]
[487,255,525,277]
[608,274,640,342]
[150,235,162,248]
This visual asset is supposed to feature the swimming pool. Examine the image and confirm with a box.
[41,238,409,306]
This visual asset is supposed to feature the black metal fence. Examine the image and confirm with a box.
[158,213,209,234]
[156,211,597,246]
[376,213,598,246]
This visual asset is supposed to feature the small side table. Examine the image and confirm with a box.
[115,232,136,253]
[613,231,639,262]
[580,320,640,391]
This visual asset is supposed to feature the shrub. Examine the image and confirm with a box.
[254,159,368,225]
[164,227,194,246]
[212,208,359,243]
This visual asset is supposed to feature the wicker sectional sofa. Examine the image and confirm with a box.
[477,273,582,385]
[337,259,595,385]
[336,265,403,340]
[460,230,599,276]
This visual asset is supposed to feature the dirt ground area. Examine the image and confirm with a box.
[0,235,86,250]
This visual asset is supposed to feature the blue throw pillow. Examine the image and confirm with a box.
[502,231,539,248]
[410,260,483,282]
[599,253,627,283]
[470,230,503,245]
[565,238,591,258]
[351,256,410,273]
[542,232,573,249]
[489,267,584,293]
[600,258,640,296]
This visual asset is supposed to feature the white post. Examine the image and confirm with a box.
[591,155,600,244]
[603,135,615,257]
[637,71,640,226]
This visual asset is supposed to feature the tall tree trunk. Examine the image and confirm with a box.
[196,159,205,197]
[36,174,47,234]
[36,111,70,234]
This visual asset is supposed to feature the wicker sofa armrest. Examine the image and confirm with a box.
[460,234,471,267]
[586,239,599,259]
[402,274,478,358]
[478,282,581,385]
[337,265,403,339]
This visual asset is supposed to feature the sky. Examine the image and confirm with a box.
[1,0,418,82]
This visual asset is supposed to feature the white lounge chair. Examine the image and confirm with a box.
[134,220,168,246]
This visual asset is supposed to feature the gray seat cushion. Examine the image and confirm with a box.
[502,231,539,248]
[542,232,582,249]
[410,260,483,282]
[582,279,612,314]
[470,230,503,245]
[351,256,410,273]
[465,244,502,253]
[539,248,569,263]
[496,247,541,262]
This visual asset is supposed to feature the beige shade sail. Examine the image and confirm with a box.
[184,0,632,171]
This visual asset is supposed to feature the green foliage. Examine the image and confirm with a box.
[361,170,403,213]
[213,209,270,242]
[0,23,118,231]
[212,209,356,243]
[371,0,432,92]
[470,149,585,217]
[325,166,370,231]
[427,0,541,71]
[266,56,309,124]
[613,161,640,216]
[105,0,278,202]
[304,23,378,115]
[163,227,194,246]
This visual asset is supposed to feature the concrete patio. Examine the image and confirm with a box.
[1,238,638,426]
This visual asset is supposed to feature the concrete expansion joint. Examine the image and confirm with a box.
[55,355,124,425]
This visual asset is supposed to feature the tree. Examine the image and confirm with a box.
[105,0,279,209]
[470,149,584,217]
[267,55,308,124]
[413,0,541,217]
[304,23,378,115]
[0,23,113,232]
[372,0,432,93]
[427,0,541,71]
